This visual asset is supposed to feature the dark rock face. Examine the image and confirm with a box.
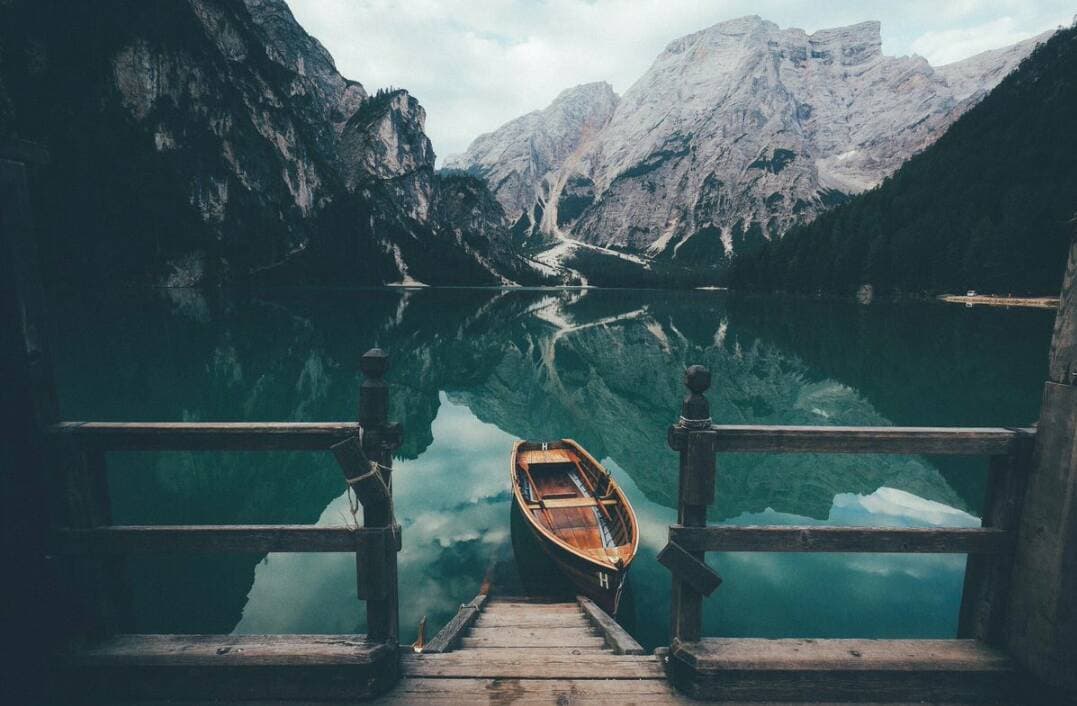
[0,0,537,287]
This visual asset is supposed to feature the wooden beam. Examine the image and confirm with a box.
[669,525,1010,554]
[1047,226,1076,385]
[658,540,722,596]
[1006,225,1077,694]
[958,443,1034,644]
[710,425,1032,455]
[399,653,665,680]
[49,421,359,451]
[1007,382,1077,692]
[357,348,400,645]
[47,422,1032,455]
[50,525,398,554]
[59,634,398,701]
[1,147,58,705]
[667,638,1017,702]
[577,595,644,655]
[668,365,716,644]
[424,593,487,654]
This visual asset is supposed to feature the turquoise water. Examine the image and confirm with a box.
[48,288,1054,650]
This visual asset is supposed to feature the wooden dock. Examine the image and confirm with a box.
[5,138,1076,704]
[373,594,688,705]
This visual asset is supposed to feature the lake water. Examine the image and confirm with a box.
[48,287,1055,650]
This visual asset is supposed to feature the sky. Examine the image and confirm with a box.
[285,1,1075,159]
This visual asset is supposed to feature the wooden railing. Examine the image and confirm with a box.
[658,365,1037,647]
[46,349,404,645]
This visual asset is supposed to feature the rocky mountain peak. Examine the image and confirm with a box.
[808,20,882,66]
[341,89,435,184]
[451,17,1051,281]
[443,80,620,224]
[2,0,539,287]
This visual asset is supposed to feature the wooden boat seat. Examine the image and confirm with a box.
[530,497,619,510]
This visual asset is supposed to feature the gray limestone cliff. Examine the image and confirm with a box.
[452,17,1050,277]
[0,0,539,286]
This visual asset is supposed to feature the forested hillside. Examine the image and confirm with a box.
[728,26,1077,297]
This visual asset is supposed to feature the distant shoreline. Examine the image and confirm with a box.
[938,294,1060,309]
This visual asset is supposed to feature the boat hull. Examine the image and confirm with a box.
[510,439,637,616]
[527,519,627,614]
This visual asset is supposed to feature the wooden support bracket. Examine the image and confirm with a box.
[331,436,389,510]
[657,540,722,596]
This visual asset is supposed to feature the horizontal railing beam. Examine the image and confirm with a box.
[709,425,1034,455]
[669,525,1010,554]
[54,422,1035,455]
[50,422,360,451]
[50,525,400,554]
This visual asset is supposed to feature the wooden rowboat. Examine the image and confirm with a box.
[510,439,639,615]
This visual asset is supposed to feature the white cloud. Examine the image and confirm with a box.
[285,0,1073,158]
[911,16,1044,64]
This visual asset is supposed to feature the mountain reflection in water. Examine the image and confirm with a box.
[48,287,1053,649]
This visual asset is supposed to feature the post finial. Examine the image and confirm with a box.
[360,348,389,379]
[684,365,711,394]
[680,364,712,429]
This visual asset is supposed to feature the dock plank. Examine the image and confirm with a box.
[370,677,690,704]
[668,638,1017,702]
[453,647,611,657]
[473,614,590,628]
[460,635,607,649]
[483,601,581,610]
[400,653,664,679]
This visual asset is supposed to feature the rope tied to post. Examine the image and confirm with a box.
[343,456,397,539]
[333,425,399,544]
[678,415,713,430]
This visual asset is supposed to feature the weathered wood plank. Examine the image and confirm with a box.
[46,422,1034,456]
[357,348,401,645]
[423,593,487,653]
[667,638,1017,703]
[2,149,61,705]
[481,603,582,613]
[710,425,1032,455]
[50,525,396,554]
[56,439,126,635]
[958,443,1033,643]
[671,638,1012,671]
[50,421,359,451]
[370,677,690,704]
[483,596,575,603]
[457,637,609,649]
[669,525,1011,554]
[1047,226,1076,385]
[60,634,399,701]
[658,540,722,595]
[1007,381,1077,693]
[400,653,664,679]
[577,595,644,655]
[473,613,587,628]
[66,634,393,666]
[460,626,603,649]
[445,647,611,657]
[669,370,717,646]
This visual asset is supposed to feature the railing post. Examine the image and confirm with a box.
[1005,225,1077,694]
[3,140,57,703]
[957,434,1034,644]
[667,365,717,643]
[358,348,401,645]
